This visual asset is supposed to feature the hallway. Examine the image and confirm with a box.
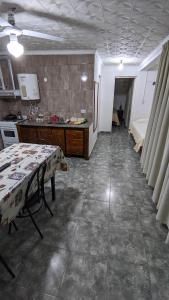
[0,128,168,300]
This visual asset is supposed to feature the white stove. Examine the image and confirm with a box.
[0,120,19,148]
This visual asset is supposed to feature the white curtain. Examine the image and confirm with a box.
[153,128,169,242]
[141,41,169,242]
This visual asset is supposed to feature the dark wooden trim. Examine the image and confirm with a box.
[84,128,89,160]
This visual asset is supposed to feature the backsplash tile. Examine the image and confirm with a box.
[0,54,94,120]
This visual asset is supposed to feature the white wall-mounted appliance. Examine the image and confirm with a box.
[17,73,40,100]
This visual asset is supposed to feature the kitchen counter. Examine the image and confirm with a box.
[18,120,90,129]
[16,121,93,159]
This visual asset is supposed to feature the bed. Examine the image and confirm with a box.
[129,118,149,152]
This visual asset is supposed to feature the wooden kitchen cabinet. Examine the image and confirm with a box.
[51,128,65,152]
[65,129,89,159]
[17,126,38,144]
[65,130,84,156]
[17,124,89,159]
[37,127,52,144]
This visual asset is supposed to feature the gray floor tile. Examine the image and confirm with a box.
[0,285,30,300]
[0,128,168,300]
[109,201,141,230]
[0,284,57,300]
[58,253,108,300]
[72,217,109,256]
[148,258,169,300]
[37,214,78,252]
[14,246,68,297]
[145,235,169,261]
[80,200,109,223]
[84,182,111,202]
[108,225,147,264]
[107,258,151,300]
[141,214,168,240]
[32,294,57,300]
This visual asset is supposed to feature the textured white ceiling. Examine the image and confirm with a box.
[0,0,169,63]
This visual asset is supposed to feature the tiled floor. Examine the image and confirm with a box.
[0,127,169,300]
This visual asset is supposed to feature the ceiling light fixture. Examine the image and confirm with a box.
[81,72,88,82]
[7,34,24,58]
[118,60,124,71]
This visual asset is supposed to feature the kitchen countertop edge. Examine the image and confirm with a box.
[16,120,91,129]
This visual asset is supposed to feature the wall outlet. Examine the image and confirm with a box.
[81,109,86,114]
[44,77,48,82]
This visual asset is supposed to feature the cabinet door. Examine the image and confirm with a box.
[51,128,65,152]
[18,126,37,144]
[66,130,84,156]
[37,127,52,145]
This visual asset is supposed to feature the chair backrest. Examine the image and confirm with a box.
[25,162,47,203]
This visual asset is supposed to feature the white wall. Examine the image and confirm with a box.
[88,52,103,153]
[94,52,103,134]
[99,64,158,132]
[99,64,139,132]
[142,71,157,118]
[94,52,102,82]
[130,70,157,122]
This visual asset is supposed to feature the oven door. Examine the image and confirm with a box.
[0,127,19,145]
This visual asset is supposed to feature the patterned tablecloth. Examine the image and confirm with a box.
[0,143,67,225]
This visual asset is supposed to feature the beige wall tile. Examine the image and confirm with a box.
[1,54,94,120]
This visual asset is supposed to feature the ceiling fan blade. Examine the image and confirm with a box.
[0,17,12,28]
[22,30,64,42]
[1,2,100,32]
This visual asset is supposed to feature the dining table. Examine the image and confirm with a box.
[0,143,68,225]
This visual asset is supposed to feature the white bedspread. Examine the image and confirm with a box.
[129,118,149,152]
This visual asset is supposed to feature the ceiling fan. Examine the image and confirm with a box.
[0,9,64,58]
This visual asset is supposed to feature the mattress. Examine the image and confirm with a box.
[129,118,149,152]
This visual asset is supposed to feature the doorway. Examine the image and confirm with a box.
[112,77,135,128]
